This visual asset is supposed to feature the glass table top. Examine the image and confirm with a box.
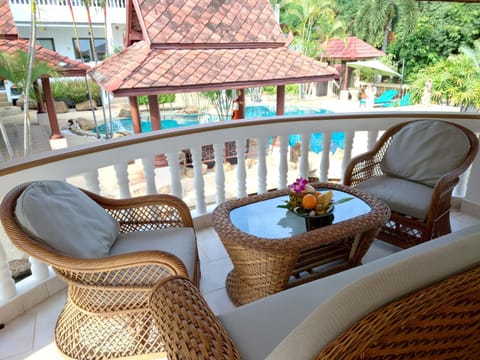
[230,188,371,239]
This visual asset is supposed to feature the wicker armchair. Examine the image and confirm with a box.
[150,265,480,360]
[1,182,200,360]
[344,120,478,248]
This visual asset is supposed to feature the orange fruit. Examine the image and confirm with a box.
[302,194,317,209]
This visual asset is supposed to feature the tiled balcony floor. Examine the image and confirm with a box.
[1,210,480,359]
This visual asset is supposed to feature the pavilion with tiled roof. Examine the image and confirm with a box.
[89,0,338,134]
[0,0,90,139]
[322,36,385,91]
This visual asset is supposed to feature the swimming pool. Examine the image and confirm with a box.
[96,105,343,153]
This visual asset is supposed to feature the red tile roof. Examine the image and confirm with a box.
[91,40,337,96]
[134,0,286,46]
[0,0,18,40]
[0,39,90,76]
[322,37,385,60]
[91,0,338,96]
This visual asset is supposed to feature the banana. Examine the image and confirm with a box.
[315,190,333,214]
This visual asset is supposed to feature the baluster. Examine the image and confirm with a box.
[141,157,157,195]
[257,137,267,194]
[341,131,355,183]
[278,135,289,189]
[299,133,310,179]
[29,257,50,280]
[82,170,101,194]
[164,152,182,198]
[320,131,332,182]
[236,139,247,198]
[367,131,379,151]
[213,143,225,204]
[0,244,16,301]
[191,147,206,214]
[113,162,131,198]
[454,169,469,197]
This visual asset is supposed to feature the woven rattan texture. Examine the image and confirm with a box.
[316,264,480,359]
[344,120,479,249]
[0,182,201,359]
[213,182,390,305]
[150,276,242,360]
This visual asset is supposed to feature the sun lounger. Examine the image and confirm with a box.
[382,92,411,107]
[373,89,398,106]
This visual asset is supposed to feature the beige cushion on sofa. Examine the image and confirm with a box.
[110,227,196,279]
[15,180,120,259]
[219,224,480,360]
[380,120,470,187]
[356,175,433,220]
[264,224,480,360]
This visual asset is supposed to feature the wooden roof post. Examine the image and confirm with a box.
[34,80,45,114]
[129,96,142,133]
[148,95,161,130]
[237,88,245,119]
[276,84,285,115]
[41,76,63,139]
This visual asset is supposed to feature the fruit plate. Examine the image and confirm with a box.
[293,206,335,231]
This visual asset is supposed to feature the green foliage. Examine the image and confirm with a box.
[262,86,276,95]
[409,54,480,110]
[388,2,480,80]
[136,94,176,107]
[354,0,418,51]
[51,79,101,106]
[286,84,299,95]
[159,94,175,104]
[0,50,57,100]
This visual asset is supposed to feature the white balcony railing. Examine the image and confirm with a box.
[0,111,479,324]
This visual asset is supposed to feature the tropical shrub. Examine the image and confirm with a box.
[51,79,101,107]
[409,54,480,110]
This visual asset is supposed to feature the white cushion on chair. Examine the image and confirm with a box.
[356,175,433,220]
[15,180,120,258]
[110,227,197,279]
[380,120,470,187]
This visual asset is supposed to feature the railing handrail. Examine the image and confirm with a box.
[1,111,478,177]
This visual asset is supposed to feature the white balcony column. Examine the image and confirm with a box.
[113,162,131,198]
[463,149,480,212]
[299,133,310,179]
[82,170,101,194]
[29,257,49,280]
[165,152,182,198]
[213,143,226,204]
[0,245,16,301]
[141,157,157,195]
[191,147,207,214]
[320,131,332,182]
[341,131,355,183]
[367,131,379,151]
[236,139,247,198]
[257,137,267,194]
[278,135,289,189]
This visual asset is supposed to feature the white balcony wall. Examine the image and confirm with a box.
[0,111,479,325]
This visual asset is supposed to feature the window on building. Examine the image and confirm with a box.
[37,38,55,51]
[72,38,106,62]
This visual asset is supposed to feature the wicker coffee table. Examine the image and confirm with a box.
[212,182,390,306]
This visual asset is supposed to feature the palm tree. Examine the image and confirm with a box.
[355,0,418,52]
[23,0,38,156]
[279,0,344,97]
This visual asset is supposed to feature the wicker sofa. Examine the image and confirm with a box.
[150,223,480,359]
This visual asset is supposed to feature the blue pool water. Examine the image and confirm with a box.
[96,105,343,153]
